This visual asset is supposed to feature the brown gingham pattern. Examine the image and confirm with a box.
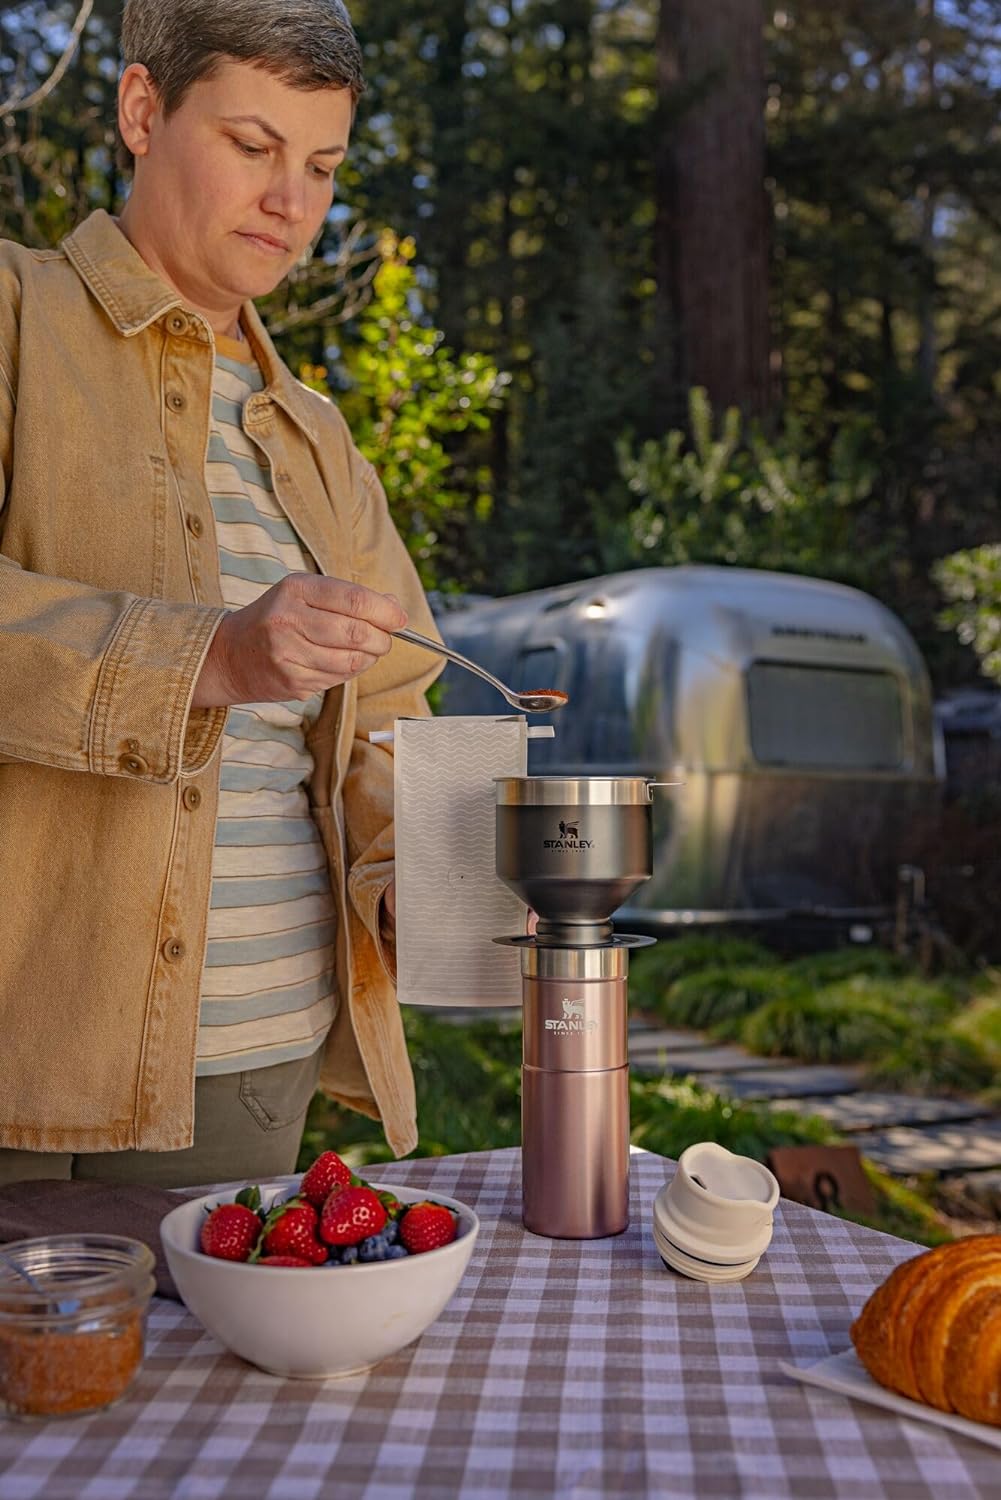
[0,1148,996,1500]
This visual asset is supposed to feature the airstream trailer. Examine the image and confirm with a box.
[433,566,942,931]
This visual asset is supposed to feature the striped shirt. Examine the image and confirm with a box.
[195,331,336,1075]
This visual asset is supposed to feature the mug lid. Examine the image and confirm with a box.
[652,1143,780,1268]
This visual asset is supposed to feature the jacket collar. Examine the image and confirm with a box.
[62,209,318,445]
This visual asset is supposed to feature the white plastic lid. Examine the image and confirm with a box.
[652,1143,780,1282]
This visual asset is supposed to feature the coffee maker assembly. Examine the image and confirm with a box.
[495,776,672,1241]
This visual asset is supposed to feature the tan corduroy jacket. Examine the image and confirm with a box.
[0,210,442,1158]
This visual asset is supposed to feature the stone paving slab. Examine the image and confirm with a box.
[858,1120,1001,1174]
[631,1044,791,1074]
[627,1027,721,1054]
[692,1065,865,1100]
[770,1093,987,1133]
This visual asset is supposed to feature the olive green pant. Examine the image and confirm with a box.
[0,1048,324,1189]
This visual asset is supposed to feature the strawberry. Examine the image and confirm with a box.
[256,1198,328,1265]
[300,1150,353,1208]
[399,1202,458,1255]
[319,1185,387,1246]
[200,1203,262,1262]
[258,1254,318,1268]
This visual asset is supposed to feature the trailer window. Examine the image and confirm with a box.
[747,663,904,769]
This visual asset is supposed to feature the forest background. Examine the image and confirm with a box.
[2,0,1001,690]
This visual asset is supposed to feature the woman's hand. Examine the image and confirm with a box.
[192,574,407,707]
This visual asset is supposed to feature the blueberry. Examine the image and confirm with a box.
[383,1219,399,1245]
[340,1244,360,1265]
[385,1245,409,1260]
[359,1233,389,1263]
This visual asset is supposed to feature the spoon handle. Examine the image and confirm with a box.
[392,626,520,710]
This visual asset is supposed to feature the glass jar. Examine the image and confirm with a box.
[0,1234,155,1418]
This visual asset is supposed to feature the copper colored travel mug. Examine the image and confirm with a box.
[521,944,629,1239]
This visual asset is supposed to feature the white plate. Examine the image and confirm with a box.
[779,1349,1001,1453]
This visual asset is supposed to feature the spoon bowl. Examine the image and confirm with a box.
[393,627,569,714]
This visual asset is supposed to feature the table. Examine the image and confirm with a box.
[0,1148,996,1500]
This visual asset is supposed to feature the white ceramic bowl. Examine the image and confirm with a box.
[160,1176,479,1379]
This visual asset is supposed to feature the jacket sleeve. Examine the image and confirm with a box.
[342,458,444,954]
[0,302,229,784]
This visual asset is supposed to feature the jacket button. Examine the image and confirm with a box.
[120,753,150,775]
[166,390,186,413]
[186,513,204,538]
[162,938,186,963]
[182,786,202,810]
[167,312,187,335]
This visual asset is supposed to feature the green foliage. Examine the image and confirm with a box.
[299,1009,523,1170]
[629,934,773,997]
[300,233,505,590]
[659,966,806,1035]
[633,943,995,1095]
[783,948,911,987]
[950,991,1001,1063]
[865,1030,996,1098]
[739,991,911,1064]
[629,1076,831,1161]
[616,388,878,585]
[850,1164,953,1249]
[812,975,962,1025]
[936,545,1001,686]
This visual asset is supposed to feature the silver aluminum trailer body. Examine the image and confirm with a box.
[434,566,942,929]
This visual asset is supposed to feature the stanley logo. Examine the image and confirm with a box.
[544,819,593,852]
[545,996,598,1034]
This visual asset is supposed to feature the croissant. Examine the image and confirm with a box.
[850,1235,1001,1427]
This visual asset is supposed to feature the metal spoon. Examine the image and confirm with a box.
[0,1248,48,1293]
[393,627,569,714]
[0,1247,80,1314]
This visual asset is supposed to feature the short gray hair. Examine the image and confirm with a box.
[119,0,365,164]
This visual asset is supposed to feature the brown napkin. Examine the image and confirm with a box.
[0,1179,198,1301]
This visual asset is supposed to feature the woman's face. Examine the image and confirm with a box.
[119,58,352,323]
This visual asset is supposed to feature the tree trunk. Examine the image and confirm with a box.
[430,0,469,348]
[655,0,771,420]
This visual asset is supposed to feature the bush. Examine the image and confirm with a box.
[629,1076,831,1160]
[631,934,773,990]
[661,965,804,1034]
[784,947,909,987]
[739,992,911,1063]
[849,1164,953,1247]
[866,1029,997,1096]
[949,991,1001,1063]
[813,975,962,1024]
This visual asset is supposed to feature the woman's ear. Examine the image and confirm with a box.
[117,64,161,162]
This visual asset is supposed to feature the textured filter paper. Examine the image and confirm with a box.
[394,716,527,1007]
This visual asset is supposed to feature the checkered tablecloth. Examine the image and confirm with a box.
[0,1148,996,1500]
